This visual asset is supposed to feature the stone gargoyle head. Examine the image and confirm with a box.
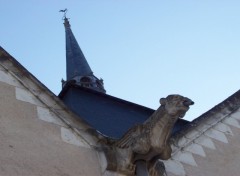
[159,94,194,118]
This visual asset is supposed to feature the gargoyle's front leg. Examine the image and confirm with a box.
[158,144,172,160]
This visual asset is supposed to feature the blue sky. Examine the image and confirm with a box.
[1,1,240,121]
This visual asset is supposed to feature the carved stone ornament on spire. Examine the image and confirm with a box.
[98,94,194,175]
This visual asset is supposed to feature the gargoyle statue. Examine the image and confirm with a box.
[104,94,194,175]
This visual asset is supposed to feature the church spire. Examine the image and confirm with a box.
[64,17,93,79]
[61,10,106,93]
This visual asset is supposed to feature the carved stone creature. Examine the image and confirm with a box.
[104,95,194,175]
[115,94,194,161]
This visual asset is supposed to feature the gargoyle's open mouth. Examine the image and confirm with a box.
[183,99,194,107]
[179,99,194,118]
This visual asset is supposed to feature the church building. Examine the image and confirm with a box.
[0,15,240,176]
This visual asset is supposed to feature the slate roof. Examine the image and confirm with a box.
[59,81,190,139]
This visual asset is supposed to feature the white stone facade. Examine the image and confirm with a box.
[163,108,240,176]
[0,51,116,176]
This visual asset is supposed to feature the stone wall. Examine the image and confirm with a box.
[164,105,240,176]
[0,66,103,175]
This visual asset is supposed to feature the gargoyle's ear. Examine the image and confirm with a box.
[160,98,166,105]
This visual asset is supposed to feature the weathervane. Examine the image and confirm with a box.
[59,8,68,20]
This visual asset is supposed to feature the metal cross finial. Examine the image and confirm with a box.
[59,8,68,20]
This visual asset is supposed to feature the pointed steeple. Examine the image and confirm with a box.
[64,18,93,79]
[62,16,106,93]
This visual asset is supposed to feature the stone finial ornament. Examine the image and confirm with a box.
[103,95,194,175]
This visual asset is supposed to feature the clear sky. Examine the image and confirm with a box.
[1,1,240,121]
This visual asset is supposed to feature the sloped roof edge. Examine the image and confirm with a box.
[0,46,100,147]
[170,89,240,154]
[174,89,240,138]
